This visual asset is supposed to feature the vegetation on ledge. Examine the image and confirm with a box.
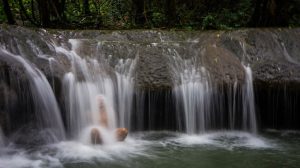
[1,0,300,30]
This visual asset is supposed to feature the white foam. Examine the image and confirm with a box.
[49,136,151,162]
[0,146,62,168]
[169,131,274,150]
[0,154,43,168]
[0,136,151,168]
[78,126,117,145]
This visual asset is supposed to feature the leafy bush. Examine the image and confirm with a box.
[0,0,299,29]
[152,12,166,27]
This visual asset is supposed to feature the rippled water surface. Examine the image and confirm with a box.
[1,131,300,168]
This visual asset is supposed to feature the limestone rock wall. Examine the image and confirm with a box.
[0,25,300,131]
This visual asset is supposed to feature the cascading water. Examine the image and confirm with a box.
[58,41,117,142]
[1,27,300,168]
[115,59,136,129]
[0,127,4,146]
[0,49,66,141]
[227,81,238,130]
[240,42,258,133]
[170,48,257,134]
[171,51,212,134]
[242,64,257,133]
[57,39,136,144]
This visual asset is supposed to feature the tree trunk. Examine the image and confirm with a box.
[83,0,90,16]
[57,0,66,17]
[166,0,176,26]
[36,0,51,27]
[18,0,39,26]
[2,0,15,24]
[133,0,145,26]
[249,0,290,27]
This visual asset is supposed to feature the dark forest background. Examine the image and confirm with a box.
[1,0,300,29]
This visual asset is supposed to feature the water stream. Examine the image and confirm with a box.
[57,39,136,143]
[170,49,257,134]
[0,127,4,146]
[0,28,299,167]
[242,64,257,133]
[0,49,65,142]
[171,52,212,133]
[0,131,300,168]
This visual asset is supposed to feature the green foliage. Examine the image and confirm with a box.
[0,3,5,23]
[289,14,300,27]
[201,0,252,30]
[0,0,299,29]
[288,0,300,27]
[202,14,217,30]
[152,11,166,27]
[176,4,200,27]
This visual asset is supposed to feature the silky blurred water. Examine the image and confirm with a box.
[1,130,300,168]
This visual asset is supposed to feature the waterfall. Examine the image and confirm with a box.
[115,58,136,129]
[242,65,257,133]
[0,49,66,141]
[170,49,257,134]
[57,39,136,143]
[0,127,4,146]
[171,52,212,134]
[0,27,268,146]
[174,66,211,134]
[59,40,117,142]
[240,42,258,133]
[228,81,238,130]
